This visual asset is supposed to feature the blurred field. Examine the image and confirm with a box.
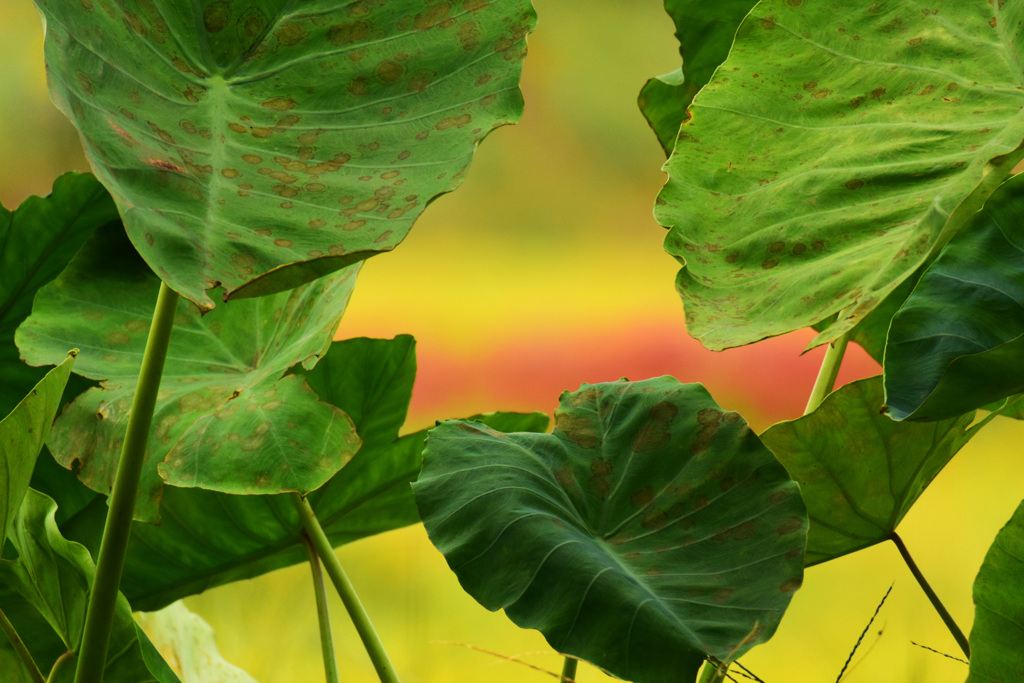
[4,1,1024,682]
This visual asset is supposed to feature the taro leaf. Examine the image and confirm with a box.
[1,353,76,548]
[656,0,1024,352]
[884,174,1024,421]
[36,0,535,310]
[0,488,178,683]
[966,499,1024,682]
[135,602,258,683]
[16,222,360,523]
[761,377,989,566]
[638,0,756,155]
[0,173,116,417]
[414,378,807,683]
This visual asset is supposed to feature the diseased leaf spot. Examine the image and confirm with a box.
[845,179,864,190]
[262,96,298,111]
[779,578,801,594]
[762,258,779,269]
[329,21,369,45]
[631,487,655,507]
[107,331,130,346]
[221,168,240,178]
[203,1,231,32]
[242,154,262,164]
[776,518,803,536]
[274,239,293,247]
[375,60,405,83]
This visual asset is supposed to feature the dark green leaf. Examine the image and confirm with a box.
[415,378,806,683]
[656,0,1024,351]
[884,174,1024,421]
[0,173,115,417]
[639,1,756,154]
[967,499,1024,682]
[17,222,360,522]
[0,489,178,682]
[0,353,76,549]
[36,0,535,310]
[762,377,985,566]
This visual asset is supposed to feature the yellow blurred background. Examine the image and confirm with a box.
[3,1,1024,681]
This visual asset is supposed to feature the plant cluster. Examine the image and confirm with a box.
[1,1,1023,683]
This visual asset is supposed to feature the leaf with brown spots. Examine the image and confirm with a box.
[761,377,995,566]
[415,377,806,683]
[35,0,535,309]
[16,222,360,523]
[657,0,1024,351]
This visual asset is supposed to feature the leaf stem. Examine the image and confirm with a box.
[302,533,340,683]
[805,332,849,414]
[889,531,970,659]
[559,656,577,682]
[74,281,179,683]
[46,652,75,683]
[697,659,724,683]
[0,606,45,683]
[290,493,400,683]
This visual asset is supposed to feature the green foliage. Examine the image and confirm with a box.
[0,173,113,417]
[884,173,1024,420]
[34,0,535,310]
[762,377,990,566]
[415,378,806,683]
[638,0,755,154]
[656,0,1024,351]
[967,501,1024,681]
[0,489,178,683]
[18,222,361,523]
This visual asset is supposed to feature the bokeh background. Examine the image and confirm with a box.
[3,1,1023,681]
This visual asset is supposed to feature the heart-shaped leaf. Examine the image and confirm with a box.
[884,174,1024,421]
[36,0,535,309]
[16,222,360,523]
[0,488,178,683]
[0,353,76,549]
[966,499,1024,682]
[135,602,258,683]
[0,173,115,417]
[415,378,807,683]
[761,377,990,566]
[638,0,756,154]
[656,0,1024,351]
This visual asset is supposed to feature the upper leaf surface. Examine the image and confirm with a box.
[884,173,1024,421]
[0,173,116,417]
[638,0,756,154]
[761,377,982,566]
[16,223,360,522]
[415,378,807,683]
[656,0,1024,351]
[35,0,535,309]
[966,499,1024,682]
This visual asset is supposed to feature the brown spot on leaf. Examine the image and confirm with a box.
[762,258,779,269]
[777,518,803,536]
[375,60,405,83]
[632,401,678,452]
[780,578,802,594]
[274,239,293,247]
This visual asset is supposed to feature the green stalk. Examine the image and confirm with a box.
[890,532,970,659]
[46,652,74,683]
[696,659,724,683]
[0,606,44,683]
[303,533,341,683]
[291,493,401,683]
[74,282,179,683]
[559,656,577,682]
[805,332,849,414]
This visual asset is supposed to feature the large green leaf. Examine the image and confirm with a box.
[761,377,988,566]
[1,353,76,549]
[0,488,178,683]
[967,499,1024,682]
[16,222,359,523]
[415,378,806,683]
[884,174,1024,421]
[656,0,1024,351]
[0,173,115,417]
[638,1,756,155]
[36,0,535,310]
